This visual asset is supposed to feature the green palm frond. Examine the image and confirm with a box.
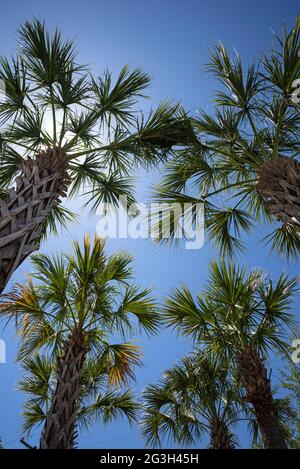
[78,390,138,428]
[101,252,133,283]
[0,56,28,123]
[160,145,215,193]
[65,109,98,147]
[18,19,78,87]
[21,401,46,435]
[264,225,300,259]
[84,171,138,213]
[0,279,45,326]
[207,44,261,113]
[39,205,77,241]
[17,320,62,361]
[206,206,253,257]
[18,354,54,404]
[151,18,300,257]
[13,236,155,439]
[258,274,298,318]
[68,154,104,197]
[135,102,196,159]
[163,285,208,338]
[18,352,138,436]
[149,187,202,244]
[4,235,156,391]
[98,342,142,387]
[92,65,150,126]
[52,70,90,108]
[0,19,190,243]
[162,259,297,360]
[6,106,50,147]
[0,145,23,187]
[141,352,241,448]
[262,17,300,94]
[115,285,160,337]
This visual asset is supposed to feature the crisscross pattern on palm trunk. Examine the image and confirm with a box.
[237,347,287,449]
[0,148,69,292]
[258,157,300,228]
[40,329,86,449]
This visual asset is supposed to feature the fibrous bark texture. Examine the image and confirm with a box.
[0,148,69,293]
[258,157,300,228]
[237,346,287,449]
[210,418,235,449]
[40,329,86,449]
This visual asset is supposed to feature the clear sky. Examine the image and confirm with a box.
[0,0,299,449]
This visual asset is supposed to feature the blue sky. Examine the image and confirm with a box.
[0,0,299,449]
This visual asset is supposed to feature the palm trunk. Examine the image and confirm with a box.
[40,329,86,449]
[0,148,69,293]
[237,346,287,449]
[209,417,235,449]
[258,157,300,228]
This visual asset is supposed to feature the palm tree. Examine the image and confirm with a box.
[151,18,300,257]
[18,353,138,447]
[278,357,300,447]
[0,19,193,293]
[141,353,242,449]
[0,234,160,449]
[162,261,298,448]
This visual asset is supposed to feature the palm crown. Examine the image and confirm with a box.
[0,19,193,293]
[0,234,159,366]
[142,353,242,449]
[152,19,300,257]
[0,234,160,448]
[162,260,298,448]
[163,261,297,359]
[0,20,191,175]
[19,353,138,440]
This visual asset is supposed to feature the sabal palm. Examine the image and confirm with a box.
[152,18,300,257]
[162,261,298,448]
[19,353,138,446]
[0,19,193,293]
[0,234,160,448]
[279,360,300,448]
[142,353,242,449]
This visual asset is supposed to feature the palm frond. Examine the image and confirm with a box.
[78,389,138,428]
[19,19,78,87]
[92,65,150,126]
[115,285,160,337]
[98,342,142,387]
